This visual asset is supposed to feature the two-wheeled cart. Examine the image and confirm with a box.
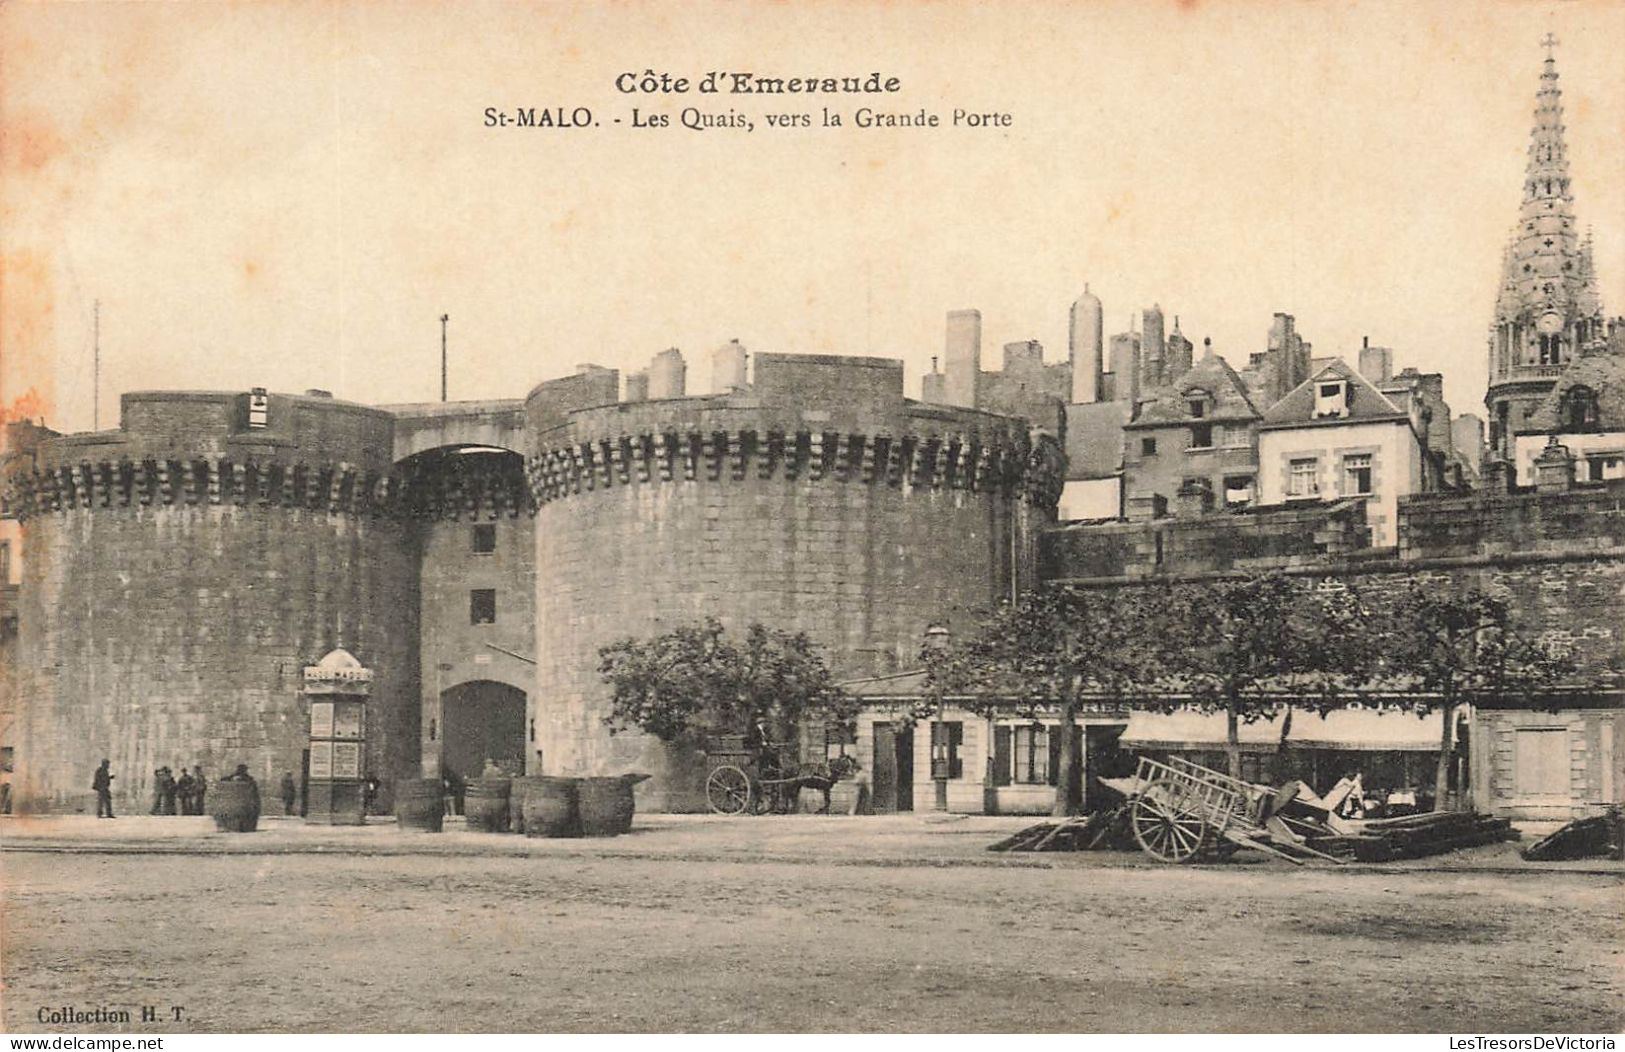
[1128,755,1345,865]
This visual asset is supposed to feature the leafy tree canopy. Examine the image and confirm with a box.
[598,618,858,746]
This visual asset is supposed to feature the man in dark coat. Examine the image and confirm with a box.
[176,769,195,814]
[192,765,207,814]
[93,759,115,818]
[279,772,297,816]
[160,767,178,815]
[150,768,165,815]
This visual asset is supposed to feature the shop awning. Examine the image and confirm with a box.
[1285,707,1444,751]
[1119,709,1288,752]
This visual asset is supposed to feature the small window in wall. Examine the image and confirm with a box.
[0,745,12,772]
[825,722,855,762]
[0,540,9,583]
[1223,475,1253,506]
[1187,399,1207,419]
[1584,455,1624,483]
[1343,453,1373,496]
[1141,437,1158,457]
[247,388,270,429]
[472,523,497,554]
[470,589,497,625]
[1189,424,1214,449]
[1288,458,1320,497]
[930,721,963,780]
[1221,425,1251,449]
[1011,724,1049,784]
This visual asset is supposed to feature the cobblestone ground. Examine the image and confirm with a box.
[2,815,1621,1033]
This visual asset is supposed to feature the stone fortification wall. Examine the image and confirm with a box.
[525,353,1062,809]
[2,391,420,813]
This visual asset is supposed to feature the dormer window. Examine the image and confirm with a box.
[1561,386,1600,432]
[1184,389,1211,419]
[1313,380,1350,418]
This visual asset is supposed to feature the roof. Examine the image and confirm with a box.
[1125,353,1261,429]
[1527,349,1625,433]
[1064,401,1131,479]
[1259,358,1408,429]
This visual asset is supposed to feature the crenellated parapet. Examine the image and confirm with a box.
[2,456,404,520]
[526,426,1063,508]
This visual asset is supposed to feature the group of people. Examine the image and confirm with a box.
[148,764,209,815]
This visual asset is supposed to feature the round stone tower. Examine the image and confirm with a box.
[524,353,1063,810]
[1,390,420,813]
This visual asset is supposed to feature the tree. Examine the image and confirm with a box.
[1151,573,1355,780]
[1365,585,1576,811]
[922,585,1160,817]
[598,618,859,749]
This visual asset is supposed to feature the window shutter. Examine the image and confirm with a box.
[993,726,1011,787]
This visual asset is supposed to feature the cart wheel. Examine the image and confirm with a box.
[1130,781,1206,863]
[706,765,753,815]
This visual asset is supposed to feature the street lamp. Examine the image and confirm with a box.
[924,623,951,812]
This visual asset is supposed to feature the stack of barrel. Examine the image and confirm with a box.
[391,772,649,836]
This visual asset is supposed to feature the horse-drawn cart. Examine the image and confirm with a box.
[703,734,856,815]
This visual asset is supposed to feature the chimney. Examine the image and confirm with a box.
[943,310,982,408]
[1175,477,1214,517]
[1533,437,1575,494]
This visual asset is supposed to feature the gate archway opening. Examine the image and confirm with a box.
[440,680,527,784]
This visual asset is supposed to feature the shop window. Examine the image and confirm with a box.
[1011,724,1049,784]
[1343,454,1373,496]
[930,721,963,780]
[1287,458,1319,497]
[1189,424,1213,449]
[472,523,497,554]
[469,589,496,625]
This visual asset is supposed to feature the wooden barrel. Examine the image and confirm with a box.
[394,779,444,833]
[508,776,540,834]
[209,780,260,833]
[463,778,511,833]
[522,777,582,838]
[578,776,636,837]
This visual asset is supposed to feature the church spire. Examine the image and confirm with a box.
[1484,37,1607,458]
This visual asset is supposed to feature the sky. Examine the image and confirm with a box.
[3,0,1623,436]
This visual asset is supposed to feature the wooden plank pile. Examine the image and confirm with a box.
[986,805,1136,853]
[1521,808,1625,862]
[987,771,1520,862]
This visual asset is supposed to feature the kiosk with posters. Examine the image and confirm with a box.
[303,649,372,825]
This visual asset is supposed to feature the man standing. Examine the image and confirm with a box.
[279,772,297,816]
[93,759,116,818]
[160,767,178,815]
[150,768,165,815]
[192,765,207,815]
[176,768,195,815]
